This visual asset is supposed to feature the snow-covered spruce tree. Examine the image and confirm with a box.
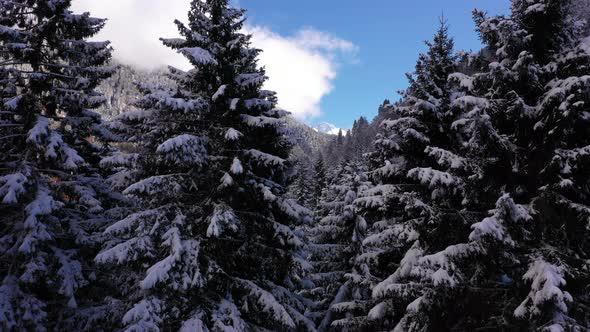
[96,1,313,330]
[0,1,120,330]
[355,20,465,330]
[287,147,315,209]
[383,1,590,330]
[347,117,374,160]
[304,160,372,331]
[323,129,347,168]
[312,155,327,210]
[514,0,590,328]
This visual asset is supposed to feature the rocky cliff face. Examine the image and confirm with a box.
[97,63,174,119]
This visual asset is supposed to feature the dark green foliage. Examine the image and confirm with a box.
[361,2,590,331]
[304,160,373,331]
[96,0,313,330]
[0,0,118,330]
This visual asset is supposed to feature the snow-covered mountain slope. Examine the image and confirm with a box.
[312,122,347,135]
[97,63,173,119]
[284,117,332,154]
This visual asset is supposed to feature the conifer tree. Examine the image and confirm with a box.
[438,0,590,329]
[348,117,373,158]
[356,19,461,330]
[530,4,590,328]
[96,1,313,330]
[288,150,315,209]
[305,161,372,331]
[336,129,344,146]
[0,1,118,330]
[373,1,590,330]
[312,155,327,209]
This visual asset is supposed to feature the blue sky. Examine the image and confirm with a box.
[73,0,511,129]
[241,0,511,128]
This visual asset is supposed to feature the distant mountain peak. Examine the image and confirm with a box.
[312,122,347,135]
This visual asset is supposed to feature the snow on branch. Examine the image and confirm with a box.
[211,299,247,331]
[53,247,86,308]
[95,236,153,265]
[19,186,63,253]
[100,153,139,169]
[368,301,392,322]
[245,149,285,167]
[514,257,572,326]
[122,298,164,332]
[236,279,296,328]
[161,96,208,113]
[178,47,217,65]
[27,116,50,146]
[363,224,417,248]
[244,98,273,110]
[381,117,422,131]
[407,167,462,189]
[448,73,475,91]
[372,241,423,299]
[272,220,303,247]
[241,114,283,128]
[206,205,239,238]
[212,84,227,101]
[124,175,183,197]
[469,194,532,246]
[425,147,467,170]
[225,128,243,141]
[451,95,490,109]
[141,227,203,290]
[0,276,46,330]
[230,158,243,175]
[277,198,312,224]
[0,24,22,38]
[104,208,163,235]
[156,134,207,166]
[541,76,590,112]
[4,95,22,110]
[179,315,208,332]
[0,172,28,204]
[413,243,477,288]
[137,86,207,113]
[27,117,84,169]
[160,38,187,48]
[355,184,396,210]
[235,73,266,87]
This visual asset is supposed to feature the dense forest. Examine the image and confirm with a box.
[1,0,590,331]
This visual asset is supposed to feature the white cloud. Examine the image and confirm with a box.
[71,0,357,119]
[247,26,357,119]
[71,0,188,70]
[293,28,358,55]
